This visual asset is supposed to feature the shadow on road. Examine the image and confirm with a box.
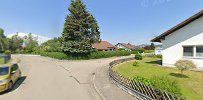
[0,76,27,95]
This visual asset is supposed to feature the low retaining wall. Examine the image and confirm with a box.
[109,58,179,100]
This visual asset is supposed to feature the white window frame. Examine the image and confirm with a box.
[183,45,203,59]
[196,46,203,57]
[183,46,194,57]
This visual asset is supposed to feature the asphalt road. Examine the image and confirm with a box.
[0,55,133,100]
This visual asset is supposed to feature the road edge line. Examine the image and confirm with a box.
[92,71,107,100]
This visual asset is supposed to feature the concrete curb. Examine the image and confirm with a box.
[92,73,107,100]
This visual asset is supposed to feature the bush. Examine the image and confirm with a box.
[175,60,196,74]
[40,52,68,60]
[4,50,11,55]
[135,54,142,60]
[133,76,182,96]
[39,51,131,60]
[39,38,62,52]
[131,50,144,54]
[118,48,126,51]
[133,61,139,67]
[89,51,131,59]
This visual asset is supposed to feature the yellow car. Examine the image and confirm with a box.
[0,63,21,92]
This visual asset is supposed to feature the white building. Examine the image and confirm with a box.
[155,46,163,55]
[152,10,203,69]
[115,43,137,51]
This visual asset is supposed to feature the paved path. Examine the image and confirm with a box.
[0,55,134,100]
[94,64,137,100]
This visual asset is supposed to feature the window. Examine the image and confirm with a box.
[0,67,9,76]
[196,46,203,57]
[11,64,19,72]
[183,46,193,57]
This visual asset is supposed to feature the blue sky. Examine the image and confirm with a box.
[0,0,202,45]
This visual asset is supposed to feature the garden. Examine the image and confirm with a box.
[113,56,203,100]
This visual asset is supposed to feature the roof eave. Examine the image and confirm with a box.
[151,10,203,43]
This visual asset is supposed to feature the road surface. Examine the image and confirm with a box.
[0,55,134,100]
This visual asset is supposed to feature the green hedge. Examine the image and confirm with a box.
[40,52,68,60]
[131,50,144,54]
[89,51,131,59]
[38,51,131,60]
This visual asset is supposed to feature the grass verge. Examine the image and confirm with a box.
[113,57,203,100]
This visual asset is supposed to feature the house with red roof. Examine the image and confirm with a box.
[115,43,137,51]
[92,41,117,51]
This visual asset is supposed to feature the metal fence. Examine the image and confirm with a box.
[109,58,179,100]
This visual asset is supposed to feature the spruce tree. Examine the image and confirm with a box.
[62,0,100,56]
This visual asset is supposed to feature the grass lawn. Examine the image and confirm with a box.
[113,57,203,100]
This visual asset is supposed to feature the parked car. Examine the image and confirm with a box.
[0,63,21,92]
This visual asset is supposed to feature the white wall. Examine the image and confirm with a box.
[155,48,162,55]
[116,44,131,51]
[162,16,203,68]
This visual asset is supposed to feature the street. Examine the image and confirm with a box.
[0,55,133,100]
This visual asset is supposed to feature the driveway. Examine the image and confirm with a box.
[0,55,134,100]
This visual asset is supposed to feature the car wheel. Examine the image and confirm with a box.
[8,81,13,91]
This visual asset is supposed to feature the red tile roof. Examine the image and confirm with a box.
[92,41,117,50]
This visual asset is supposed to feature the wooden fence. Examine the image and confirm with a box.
[109,58,179,100]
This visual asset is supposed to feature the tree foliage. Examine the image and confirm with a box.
[62,0,100,56]
[8,33,38,53]
[23,33,38,53]
[0,28,9,53]
[39,37,62,52]
[8,34,24,52]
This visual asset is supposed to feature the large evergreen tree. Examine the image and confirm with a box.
[62,0,100,56]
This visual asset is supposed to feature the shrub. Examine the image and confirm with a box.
[4,50,11,55]
[89,51,131,59]
[39,51,131,60]
[118,48,126,51]
[40,38,62,52]
[135,54,142,60]
[175,60,196,74]
[40,52,68,60]
[133,61,139,67]
[133,76,181,96]
[131,50,144,54]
